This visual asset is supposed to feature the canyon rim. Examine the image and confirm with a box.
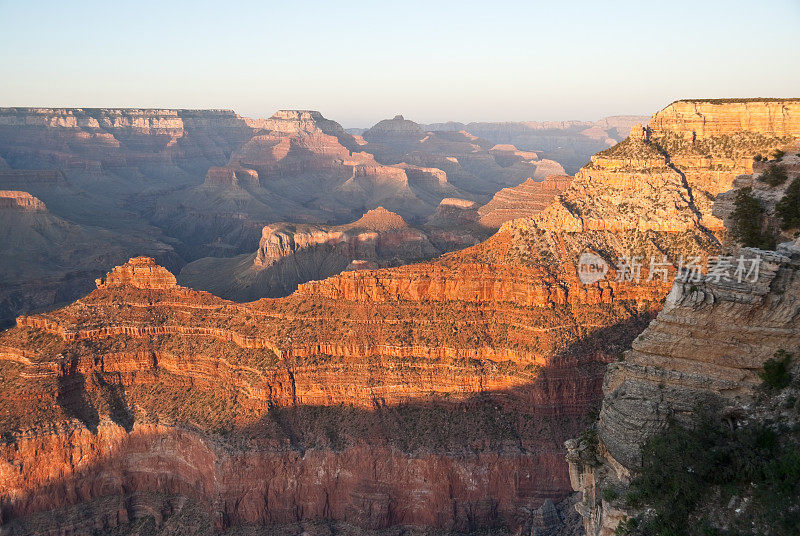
[2,2,800,534]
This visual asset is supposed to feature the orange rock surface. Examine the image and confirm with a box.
[3,99,800,534]
[0,254,658,533]
[0,191,46,211]
[478,175,573,227]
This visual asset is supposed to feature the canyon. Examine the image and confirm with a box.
[1,99,799,535]
[419,116,648,174]
[0,107,615,326]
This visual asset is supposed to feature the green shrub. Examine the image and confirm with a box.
[729,187,776,249]
[759,350,793,389]
[772,149,786,160]
[776,177,800,230]
[601,487,619,502]
[615,517,638,535]
[760,163,788,186]
[754,154,764,162]
[622,405,800,535]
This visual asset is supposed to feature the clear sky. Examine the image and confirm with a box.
[1,0,799,127]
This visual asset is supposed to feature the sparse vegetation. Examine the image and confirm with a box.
[776,177,800,230]
[759,163,788,186]
[759,350,793,390]
[601,487,619,502]
[729,187,776,249]
[615,517,639,535]
[623,403,800,535]
[772,149,786,161]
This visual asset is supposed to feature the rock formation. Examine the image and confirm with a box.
[96,256,178,290]
[423,116,649,174]
[714,150,800,247]
[478,175,573,228]
[178,208,442,300]
[566,242,800,535]
[563,102,800,535]
[2,99,800,535]
[0,190,46,211]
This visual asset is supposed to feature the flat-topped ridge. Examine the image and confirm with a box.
[649,99,800,139]
[671,97,800,104]
[95,257,178,290]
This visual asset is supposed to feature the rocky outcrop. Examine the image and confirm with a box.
[0,191,46,211]
[713,150,800,247]
[478,176,573,227]
[178,208,442,300]
[96,257,178,290]
[252,207,436,272]
[362,114,425,144]
[567,243,800,535]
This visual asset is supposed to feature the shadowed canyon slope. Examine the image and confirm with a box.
[2,99,800,535]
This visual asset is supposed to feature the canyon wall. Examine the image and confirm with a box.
[3,99,800,534]
[0,256,656,534]
[565,102,800,535]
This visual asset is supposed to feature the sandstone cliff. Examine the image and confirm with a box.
[0,256,656,534]
[566,241,800,535]
[563,100,800,535]
[478,175,573,228]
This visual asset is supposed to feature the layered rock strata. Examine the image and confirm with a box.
[478,176,573,228]
[567,242,800,535]
[0,256,660,534]
[178,208,442,300]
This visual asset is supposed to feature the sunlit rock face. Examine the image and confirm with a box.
[564,99,800,536]
[1,255,656,534]
[3,99,800,535]
[478,175,573,228]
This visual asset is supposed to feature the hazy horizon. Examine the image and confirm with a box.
[2,0,799,127]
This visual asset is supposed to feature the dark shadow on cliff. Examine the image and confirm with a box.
[56,359,100,434]
[94,373,135,432]
[3,313,655,533]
